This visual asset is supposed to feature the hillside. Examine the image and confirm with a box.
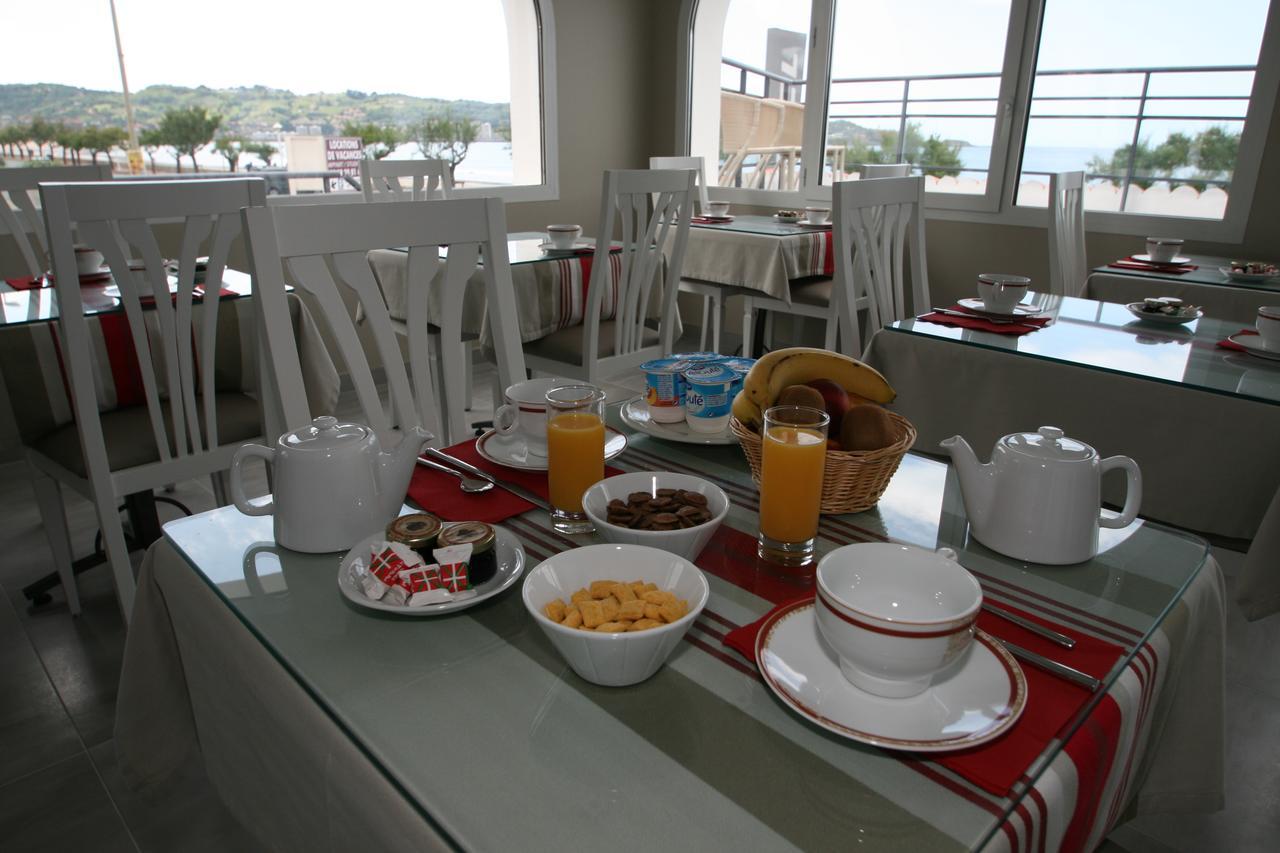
[0,83,510,136]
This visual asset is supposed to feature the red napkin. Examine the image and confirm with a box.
[4,276,47,290]
[917,305,1050,336]
[406,437,624,524]
[724,597,1124,797]
[1108,257,1198,274]
[691,215,734,224]
[1217,328,1258,351]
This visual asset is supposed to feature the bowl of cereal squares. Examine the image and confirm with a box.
[523,543,710,686]
[581,471,729,561]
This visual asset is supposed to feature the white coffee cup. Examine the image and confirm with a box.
[74,246,104,276]
[977,273,1031,313]
[547,224,582,250]
[701,201,730,218]
[494,377,573,456]
[1145,237,1184,264]
[803,206,831,225]
[1257,307,1280,352]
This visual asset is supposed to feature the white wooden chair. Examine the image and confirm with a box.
[1048,170,1087,296]
[360,159,453,202]
[649,156,725,353]
[34,178,268,620]
[243,196,526,447]
[0,164,112,277]
[522,169,694,383]
[718,92,762,186]
[861,163,911,179]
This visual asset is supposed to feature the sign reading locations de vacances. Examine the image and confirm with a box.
[324,137,364,189]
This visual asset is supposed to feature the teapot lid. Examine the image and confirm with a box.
[1001,425,1094,462]
[282,416,370,451]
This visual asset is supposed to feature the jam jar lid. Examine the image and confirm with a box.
[438,521,495,553]
[386,513,444,548]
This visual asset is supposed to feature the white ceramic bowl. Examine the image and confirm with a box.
[522,544,710,686]
[815,543,982,698]
[582,471,728,561]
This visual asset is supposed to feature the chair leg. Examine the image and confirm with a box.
[697,295,711,352]
[823,315,839,351]
[30,473,80,616]
[741,299,756,358]
[211,470,230,507]
[710,290,723,354]
[94,491,137,624]
[763,312,775,352]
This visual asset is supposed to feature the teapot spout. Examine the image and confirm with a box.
[377,425,433,512]
[939,435,995,530]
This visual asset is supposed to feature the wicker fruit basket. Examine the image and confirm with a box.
[729,411,917,514]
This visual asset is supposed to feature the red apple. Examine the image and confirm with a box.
[807,378,851,432]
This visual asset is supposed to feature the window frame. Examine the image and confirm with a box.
[268,0,559,208]
[675,0,1279,242]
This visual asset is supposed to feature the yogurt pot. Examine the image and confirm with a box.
[683,363,738,434]
[641,358,690,423]
[717,357,756,400]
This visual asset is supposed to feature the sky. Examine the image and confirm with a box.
[0,0,515,102]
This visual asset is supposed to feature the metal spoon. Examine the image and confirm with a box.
[416,456,494,494]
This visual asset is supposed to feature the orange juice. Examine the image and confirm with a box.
[759,426,826,542]
[547,412,605,512]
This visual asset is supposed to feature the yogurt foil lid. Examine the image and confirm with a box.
[640,357,689,374]
[682,363,738,384]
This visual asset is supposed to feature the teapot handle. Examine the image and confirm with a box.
[1099,455,1142,529]
[230,444,275,517]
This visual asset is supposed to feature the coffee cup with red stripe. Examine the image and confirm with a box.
[815,543,982,698]
[977,273,1031,313]
[494,377,574,457]
[1257,307,1280,352]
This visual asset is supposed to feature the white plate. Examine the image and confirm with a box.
[756,601,1026,752]
[1131,254,1192,265]
[1219,266,1279,283]
[619,397,735,445]
[538,240,594,254]
[337,525,525,615]
[475,426,628,471]
[956,297,1044,318]
[773,213,802,223]
[1124,302,1203,326]
[1228,333,1280,362]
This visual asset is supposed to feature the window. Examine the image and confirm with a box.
[0,0,557,203]
[679,0,1279,236]
[1014,0,1270,223]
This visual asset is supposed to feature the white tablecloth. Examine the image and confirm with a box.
[680,223,833,300]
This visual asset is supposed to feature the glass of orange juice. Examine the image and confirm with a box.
[545,384,607,533]
[757,405,829,567]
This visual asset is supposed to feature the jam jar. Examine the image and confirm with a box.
[437,521,497,585]
[385,513,443,562]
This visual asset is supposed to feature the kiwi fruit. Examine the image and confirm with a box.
[840,404,897,451]
[775,384,825,410]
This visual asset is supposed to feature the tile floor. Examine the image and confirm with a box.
[0,360,1277,852]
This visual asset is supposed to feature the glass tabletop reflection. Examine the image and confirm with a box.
[1093,253,1280,294]
[889,293,1280,406]
[689,213,832,238]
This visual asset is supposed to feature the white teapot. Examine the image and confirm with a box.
[940,426,1141,565]
[229,416,431,553]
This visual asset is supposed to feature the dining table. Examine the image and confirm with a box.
[114,404,1225,853]
[682,213,833,301]
[1085,253,1280,325]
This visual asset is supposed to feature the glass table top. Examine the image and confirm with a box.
[162,411,1209,851]
[1093,253,1280,294]
[689,213,831,238]
[889,293,1280,406]
[0,268,254,329]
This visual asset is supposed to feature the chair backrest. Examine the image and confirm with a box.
[39,178,267,483]
[581,169,694,368]
[718,92,762,184]
[861,163,911,179]
[649,156,711,211]
[243,197,525,445]
[360,159,453,202]
[1,164,112,277]
[832,176,930,354]
[776,100,806,148]
[1048,171,1087,296]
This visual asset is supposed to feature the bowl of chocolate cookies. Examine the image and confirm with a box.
[582,471,729,561]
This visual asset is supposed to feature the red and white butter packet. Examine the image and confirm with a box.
[434,543,473,593]
[363,541,425,603]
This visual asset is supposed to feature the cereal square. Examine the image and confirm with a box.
[601,596,620,622]
[612,583,637,602]
[544,599,567,622]
[618,599,646,621]
[579,599,606,629]
[563,609,583,629]
[659,599,687,623]
[590,580,616,599]
[628,619,663,631]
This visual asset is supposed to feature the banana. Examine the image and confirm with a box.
[743,347,895,408]
[731,390,763,430]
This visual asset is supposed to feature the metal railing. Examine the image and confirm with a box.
[121,169,363,194]
[721,57,805,102]
[722,59,1254,204]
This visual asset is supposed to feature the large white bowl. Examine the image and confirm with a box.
[581,471,728,561]
[815,543,983,698]
[522,544,710,687]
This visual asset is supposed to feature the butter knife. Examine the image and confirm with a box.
[994,637,1100,692]
[984,602,1076,649]
[926,306,1033,326]
[421,447,551,511]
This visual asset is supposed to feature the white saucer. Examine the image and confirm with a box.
[538,240,594,254]
[1131,254,1192,265]
[756,601,1026,752]
[1219,266,1279,283]
[619,397,735,445]
[1124,302,1202,326]
[957,297,1043,318]
[337,525,525,616]
[1228,333,1280,362]
[475,427,628,471]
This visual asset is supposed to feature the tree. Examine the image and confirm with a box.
[28,116,57,159]
[213,135,244,172]
[244,141,277,166]
[53,123,82,164]
[83,126,126,166]
[1194,125,1239,178]
[840,121,962,177]
[410,113,476,180]
[341,121,400,159]
[917,135,963,178]
[139,127,165,172]
[1086,126,1241,190]
[158,106,223,173]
